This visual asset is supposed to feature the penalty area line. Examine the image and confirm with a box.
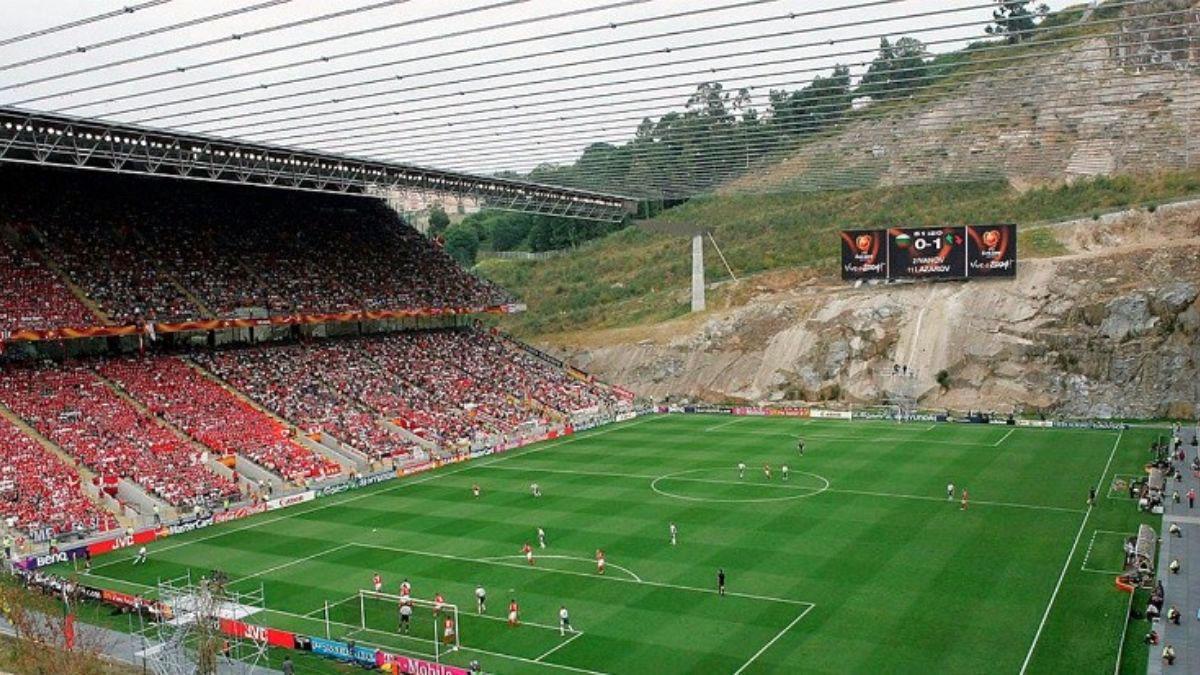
[993,428,1016,446]
[535,630,585,662]
[731,604,814,675]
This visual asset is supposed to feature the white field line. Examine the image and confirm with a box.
[731,604,815,675]
[479,554,643,583]
[1018,431,1123,675]
[1079,530,1135,574]
[476,464,1085,515]
[349,542,814,608]
[1113,590,1135,675]
[535,630,585,662]
[924,423,939,431]
[826,487,1084,515]
[228,542,353,585]
[734,431,998,448]
[993,428,1016,447]
[79,571,607,675]
[281,607,606,675]
[704,417,750,432]
[91,415,664,571]
[312,592,566,632]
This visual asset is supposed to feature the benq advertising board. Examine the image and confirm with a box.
[840,225,1016,281]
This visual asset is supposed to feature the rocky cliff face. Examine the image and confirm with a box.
[545,203,1200,418]
[725,2,1200,194]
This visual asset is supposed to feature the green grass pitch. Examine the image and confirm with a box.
[62,414,1161,674]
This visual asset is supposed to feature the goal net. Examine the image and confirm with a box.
[340,589,461,659]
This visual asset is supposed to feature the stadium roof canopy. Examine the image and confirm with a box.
[0,0,1195,203]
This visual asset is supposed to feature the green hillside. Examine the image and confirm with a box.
[478,170,1200,337]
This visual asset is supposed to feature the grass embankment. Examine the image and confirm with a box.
[478,171,1200,337]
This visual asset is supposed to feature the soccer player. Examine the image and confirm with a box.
[523,542,535,565]
[961,488,969,511]
[508,598,520,627]
[443,616,457,650]
[763,464,772,480]
[531,482,541,498]
[133,545,148,565]
[946,482,955,501]
[737,462,746,479]
[717,568,726,596]
[475,584,487,614]
[373,573,383,593]
[472,483,481,499]
[400,579,412,599]
[595,549,606,575]
[797,438,805,456]
[559,605,575,636]
[398,600,412,634]
[537,527,546,549]
[669,522,677,546]
[781,464,790,481]
[1088,486,1096,506]
[434,592,445,615]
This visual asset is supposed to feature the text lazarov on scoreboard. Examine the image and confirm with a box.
[840,225,1016,281]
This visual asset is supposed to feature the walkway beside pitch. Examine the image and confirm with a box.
[1148,424,1200,675]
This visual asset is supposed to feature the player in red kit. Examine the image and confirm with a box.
[508,599,520,627]
[595,549,606,575]
[961,489,969,511]
[522,542,534,565]
[372,573,382,593]
[443,616,457,650]
[434,592,445,615]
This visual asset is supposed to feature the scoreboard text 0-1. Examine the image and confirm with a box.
[840,225,1016,281]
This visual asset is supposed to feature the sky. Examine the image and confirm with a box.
[0,0,1081,177]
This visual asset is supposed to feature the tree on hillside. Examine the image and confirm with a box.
[858,37,929,100]
[986,1,1049,44]
[443,223,479,266]
[428,203,451,234]
[768,65,852,137]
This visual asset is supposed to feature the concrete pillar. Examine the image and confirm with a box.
[691,234,705,313]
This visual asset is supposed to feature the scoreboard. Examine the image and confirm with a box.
[840,224,1016,281]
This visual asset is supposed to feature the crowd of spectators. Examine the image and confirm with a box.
[0,415,116,537]
[193,344,419,460]
[97,357,341,484]
[0,166,512,328]
[0,239,98,333]
[0,365,240,509]
[193,329,618,452]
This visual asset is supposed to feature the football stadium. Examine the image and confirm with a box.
[0,2,1198,674]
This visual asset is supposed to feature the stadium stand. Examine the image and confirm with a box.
[193,344,420,460]
[0,166,512,329]
[192,329,618,452]
[97,356,342,484]
[0,415,117,537]
[0,238,98,332]
[0,365,241,509]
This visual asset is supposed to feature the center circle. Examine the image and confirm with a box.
[649,467,830,503]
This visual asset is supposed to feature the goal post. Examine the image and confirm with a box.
[355,589,461,659]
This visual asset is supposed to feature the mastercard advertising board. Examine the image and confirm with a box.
[840,225,1016,281]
